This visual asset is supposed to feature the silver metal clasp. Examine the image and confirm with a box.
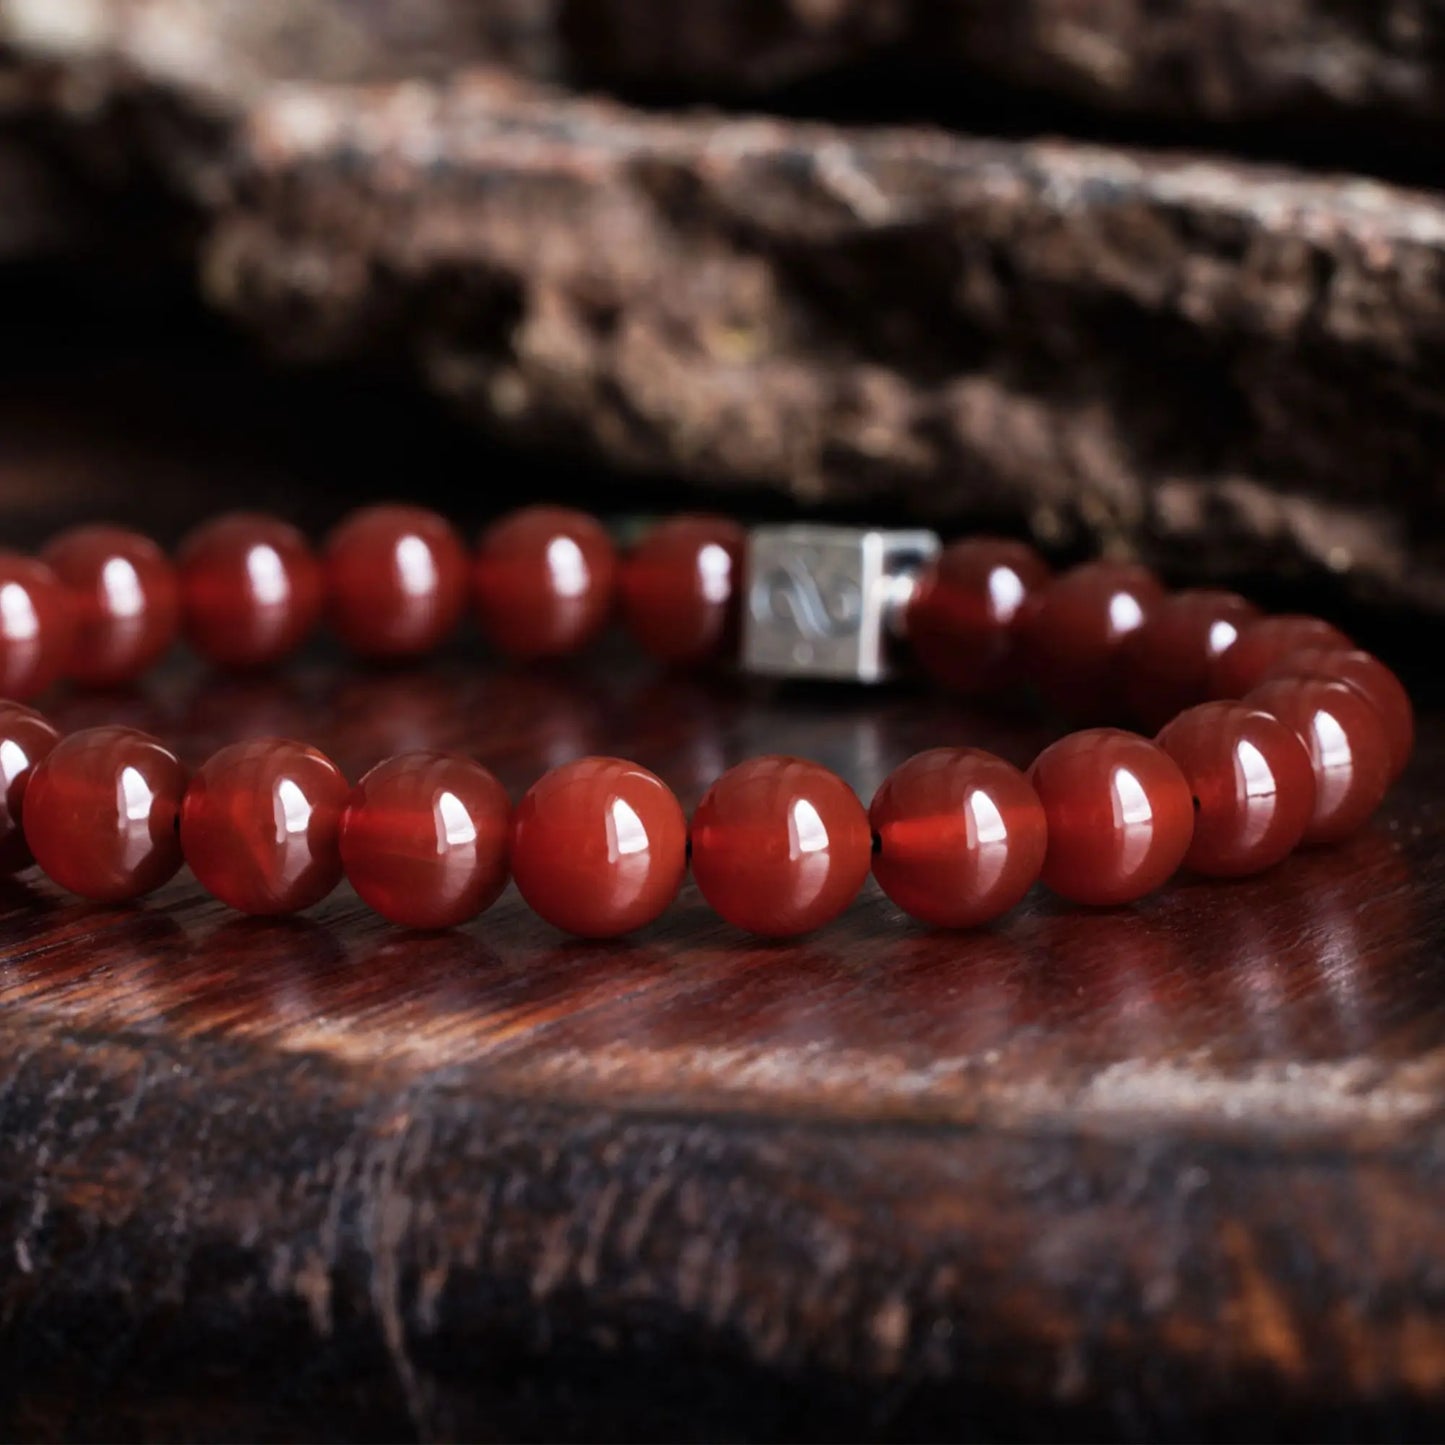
[741,524,939,683]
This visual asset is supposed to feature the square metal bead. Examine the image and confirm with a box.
[741,524,940,683]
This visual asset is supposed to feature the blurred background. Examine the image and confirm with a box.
[0,0,1440,656]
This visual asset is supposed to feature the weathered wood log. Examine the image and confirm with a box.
[0,2,1443,619]
[217,78,1445,615]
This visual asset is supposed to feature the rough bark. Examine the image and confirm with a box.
[0,0,1443,615]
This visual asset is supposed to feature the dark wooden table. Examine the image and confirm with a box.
[0,300,1443,1442]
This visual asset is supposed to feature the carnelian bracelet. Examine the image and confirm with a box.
[0,506,1412,937]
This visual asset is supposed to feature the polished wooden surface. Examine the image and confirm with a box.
[0,303,1442,1441]
[5,648,1437,1128]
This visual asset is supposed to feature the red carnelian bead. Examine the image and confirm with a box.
[510,757,686,937]
[1027,729,1194,905]
[323,505,468,660]
[1121,589,1260,730]
[178,512,324,669]
[0,703,60,872]
[181,739,349,914]
[1209,615,1351,699]
[870,748,1047,928]
[23,726,186,900]
[42,525,180,687]
[1245,678,1391,845]
[1155,702,1316,876]
[340,752,512,929]
[474,506,617,659]
[0,553,74,700]
[619,516,745,666]
[1019,562,1164,719]
[905,538,1052,694]
[690,756,872,937]
[1261,648,1414,783]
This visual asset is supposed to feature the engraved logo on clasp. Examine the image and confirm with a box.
[751,555,863,640]
[741,524,939,682]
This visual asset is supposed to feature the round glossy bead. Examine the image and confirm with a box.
[870,748,1047,928]
[0,553,74,700]
[510,757,686,937]
[1155,702,1316,876]
[23,726,186,901]
[1121,589,1260,730]
[1245,678,1391,845]
[1209,615,1351,699]
[178,512,324,669]
[619,515,744,665]
[0,703,60,872]
[41,525,180,687]
[323,505,468,659]
[474,506,617,659]
[1027,729,1194,906]
[1019,562,1164,719]
[906,538,1052,694]
[690,756,872,938]
[1261,648,1414,782]
[340,752,512,929]
[181,739,349,914]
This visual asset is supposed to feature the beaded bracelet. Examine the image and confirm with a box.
[0,506,1412,938]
